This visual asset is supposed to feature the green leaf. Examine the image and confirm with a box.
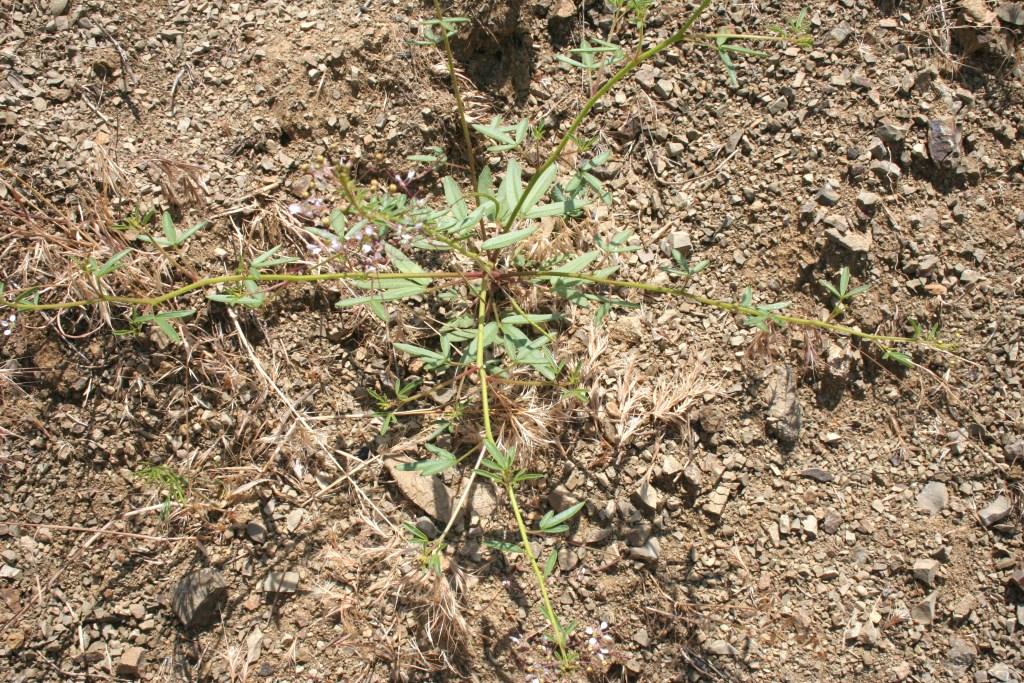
[335,285,426,308]
[539,500,585,533]
[519,164,557,218]
[404,521,430,543]
[393,342,449,368]
[523,198,589,219]
[484,539,524,554]
[161,212,176,244]
[384,244,432,285]
[481,226,538,250]
[543,550,558,578]
[442,176,468,221]
[500,313,561,326]
[93,249,132,276]
[497,160,523,222]
[251,246,297,270]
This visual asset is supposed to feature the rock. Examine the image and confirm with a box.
[117,647,145,677]
[764,365,801,448]
[0,564,21,579]
[946,637,977,677]
[767,96,788,115]
[627,537,660,563]
[978,495,1010,527]
[823,510,843,534]
[384,456,453,522]
[414,516,440,540]
[285,509,303,533]
[989,663,1012,681]
[654,78,675,98]
[830,24,852,45]
[263,570,300,593]
[911,591,938,624]
[48,0,69,16]
[630,481,658,514]
[825,228,871,255]
[917,481,949,514]
[870,160,901,188]
[661,453,683,476]
[913,558,940,587]
[997,2,1024,25]
[702,485,731,517]
[817,186,840,206]
[928,118,961,165]
[633,627,650,647]
[875,121,907,143]
[549,0,575,20]
[171,569,227,629]
[660,231,692,257]
[557,548,578,572]
[800,468,834,483]
[666,141,686,158]
[245,521,266,543]
[705,639,738,656]
[635,67,657,91]
[802,515,818,539]
[952,594,976,620]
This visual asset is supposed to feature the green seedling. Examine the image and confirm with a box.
[819,266,870,319]
[136,211,206,249]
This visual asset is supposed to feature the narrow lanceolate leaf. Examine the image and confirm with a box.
[153,317,181,344]
[442,176,468,221]
[543,551,558,578]
[484,539,524,554]
[497,159,523,222]
[335,286,426,308]
[500,313,562,326]
[540,501,586,532]
[523,199,589,219]
[481,226,537,251]
[519,164,557,218]
[383,244,432,284]
[393,342,448,366]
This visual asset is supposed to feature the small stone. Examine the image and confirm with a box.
[414,516,440,540]
[911,591,938,624]
[825,228,871,254]
[913,558,940,587]
[633,627,650,647]
[989,663,1011,682]
[262,570,300,593]
[823,510,843,534]
[245,521,266,543]
[917,481,949,514]
[285,509,304,533]
[557,548,578,572]
[876,121,907,143]
[764,365,801,448]
[817,186,840,206]
[630,482,659,514]
[802,515,818,539]
[997,2,1024,25]
[767,96,788,115]
[660,231,692,257]
[48,0,69,15]
[830,24,852,45]
[627,537,661,563]
[547,485,578,512]
[800,468,834,483]
[171,569,227,629]
[666,141,686,158]
[952,594,976,620]
[946,637,977,677]
[857,191,880,211]
[978,495,1010,527]
[0,564,20,579]
[705,639,738,656]
[117,647,144,677]
[654,78,675,98]
[893,662,913,681]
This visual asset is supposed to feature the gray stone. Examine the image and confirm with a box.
[705,639,738,656]
[946,637,977,677]
[911,591,938,624]
[825,228,871,254]
[245,521,266,543]
[917,481,949,514]
[817,186,840,206]
[48,0,69,15]
[802,515,818,540]
[823,510,843,534]
[978,495,1010,527]
[627,537,661,563]
[263,570,300,593]
[630,481,658,514]
[800,468,834,483]
[767,96,788,115]
[876,121,908,143]
[857,191,881,211]
[654,78,675,98]
[830,24,852,45]
[660,230,692,257]
[913,558,940,587]
[171,569,227,629]
[117,647,145,677]
[764,365,801,448]
[870,160,902,187]
[633,627,650,647]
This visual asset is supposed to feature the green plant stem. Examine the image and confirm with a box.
[431,0,477,184]
[506,478,569,662]
[502,0,712,230]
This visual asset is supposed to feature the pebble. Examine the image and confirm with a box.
[764,365,801,448]
[825,228,871,254]
[246,521,267,543]
[857,191,880,211]
[816,186,840,206]
[823,510,843,534]
[630,482,658,514]
[117,647,145,677]
[800,468,834,483]
[911,591,938,624]
[875,121,907,143]
[627,537,660,563]
[263,570,300,593]
[978,495,1010,527]
[917,481,949,514]
[767,96,788,115]
[802,515,818,540]
[913,558,940,587]
[48,0,69,15]
[705,639,738,656]
[946,637,977,677]
[171,569,227,629]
